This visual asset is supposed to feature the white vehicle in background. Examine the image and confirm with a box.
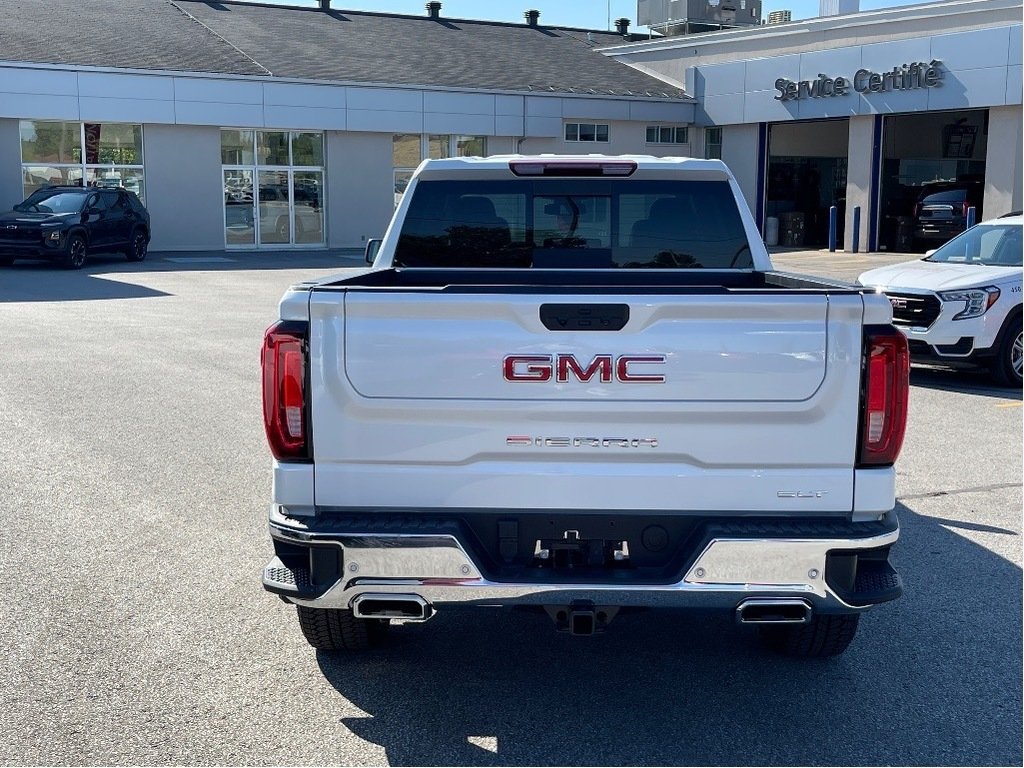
[859,214,1023,387]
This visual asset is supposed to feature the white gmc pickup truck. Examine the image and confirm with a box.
[261,156,909,658]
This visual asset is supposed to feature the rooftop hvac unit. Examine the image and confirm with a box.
[638,0,762,35]
[819,0,860,16]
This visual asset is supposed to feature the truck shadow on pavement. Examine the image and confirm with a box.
[316,502,1022,767]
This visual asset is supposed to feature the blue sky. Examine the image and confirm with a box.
[244,0,926,28]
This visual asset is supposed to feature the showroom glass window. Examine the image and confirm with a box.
[221,129,325,248]
[392,134,488,206]
[20,120,145,201]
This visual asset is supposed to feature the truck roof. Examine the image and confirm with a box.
[416,155,732,175]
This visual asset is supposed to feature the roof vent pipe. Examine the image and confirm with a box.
[426,1,441,18]
[615,17,630,35]
[525,9,540,26]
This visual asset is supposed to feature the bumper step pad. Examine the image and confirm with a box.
[263,556,321,599]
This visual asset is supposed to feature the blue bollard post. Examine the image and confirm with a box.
[828,205,837,252]
[966,206,977,230]
[852,206,861,254]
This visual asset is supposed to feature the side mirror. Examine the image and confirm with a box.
[365,238,383,265]
[925,249,936,257]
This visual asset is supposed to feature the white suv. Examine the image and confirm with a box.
[859,215,1022,387]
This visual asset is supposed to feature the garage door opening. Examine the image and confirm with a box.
[878,109,988,253]
[766,119,849,249]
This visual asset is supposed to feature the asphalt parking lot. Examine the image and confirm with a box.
[1,250,1020,766]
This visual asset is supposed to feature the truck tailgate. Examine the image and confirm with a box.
[308,287,864,514]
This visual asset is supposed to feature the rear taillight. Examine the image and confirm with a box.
[858,326,910,467]
[262,321,310,461]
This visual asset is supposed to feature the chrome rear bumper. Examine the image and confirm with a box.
[264,509,900,615]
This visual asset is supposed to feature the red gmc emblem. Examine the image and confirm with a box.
[503,354,666,383]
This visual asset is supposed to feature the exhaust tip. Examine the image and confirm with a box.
[736,599,812,625]
[352,594,432,621]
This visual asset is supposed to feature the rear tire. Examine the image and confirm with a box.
[125,229,148,262]
[759,613,860,658]
[295,606,389,651]
[61,234,87,270]
[991,317,1023,388]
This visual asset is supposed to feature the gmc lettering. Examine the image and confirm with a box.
[504,354,667,383]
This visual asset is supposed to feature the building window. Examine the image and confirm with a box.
[646,125,689,145]
[221,129,325,248]
[565,123,610,143]
[393,134,488,206]
[705,127,723,160]
[20,120,145,201]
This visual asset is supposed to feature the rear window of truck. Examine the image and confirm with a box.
[394,179,753,269]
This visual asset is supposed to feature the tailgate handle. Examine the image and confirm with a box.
[540,303,629,331]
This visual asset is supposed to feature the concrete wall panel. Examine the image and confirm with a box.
[1007,65,1022,105]
[720,123,760,214]
[174,101,263,127]
[0,68,77,96]
[561,99,631,121]
[698,61,746,97]
[173,78,262,105]
[859,38,933,73]
[142,124,223,251]
[744,89,797,123]
[856,86,929,115]
[798,48,862,84]
[346,109,422,133]
[983,105,1023,218]
[264,82,344,108]
[423,112,495,135]
[0,118,24,210]
[628,101,692,121]
[524,115,561,137]
[423,91,494,115]
[701,93,745,125]
[927,67,1009,110]
[325,131,395,248]
[844,115,873,252]
[263,105,346,130]
[341,87,422,112]
[79,96,175,124]
[1010,25,1023,66]
[78,72,174,100]
[745,55,799,93]
[931,27,1011,72]
[525,97,562,117]
[495,114,524,137]
[0,93,80,121]
[495,95,525,116]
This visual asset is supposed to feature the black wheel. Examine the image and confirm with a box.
[759,613,860,658]
[295,606,389,651]
[0,256,13,267]
[991,316,1023,388]
[125,229,148,262]
[62,234,87,270]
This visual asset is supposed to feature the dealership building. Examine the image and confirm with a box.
[0,0,1019,254]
